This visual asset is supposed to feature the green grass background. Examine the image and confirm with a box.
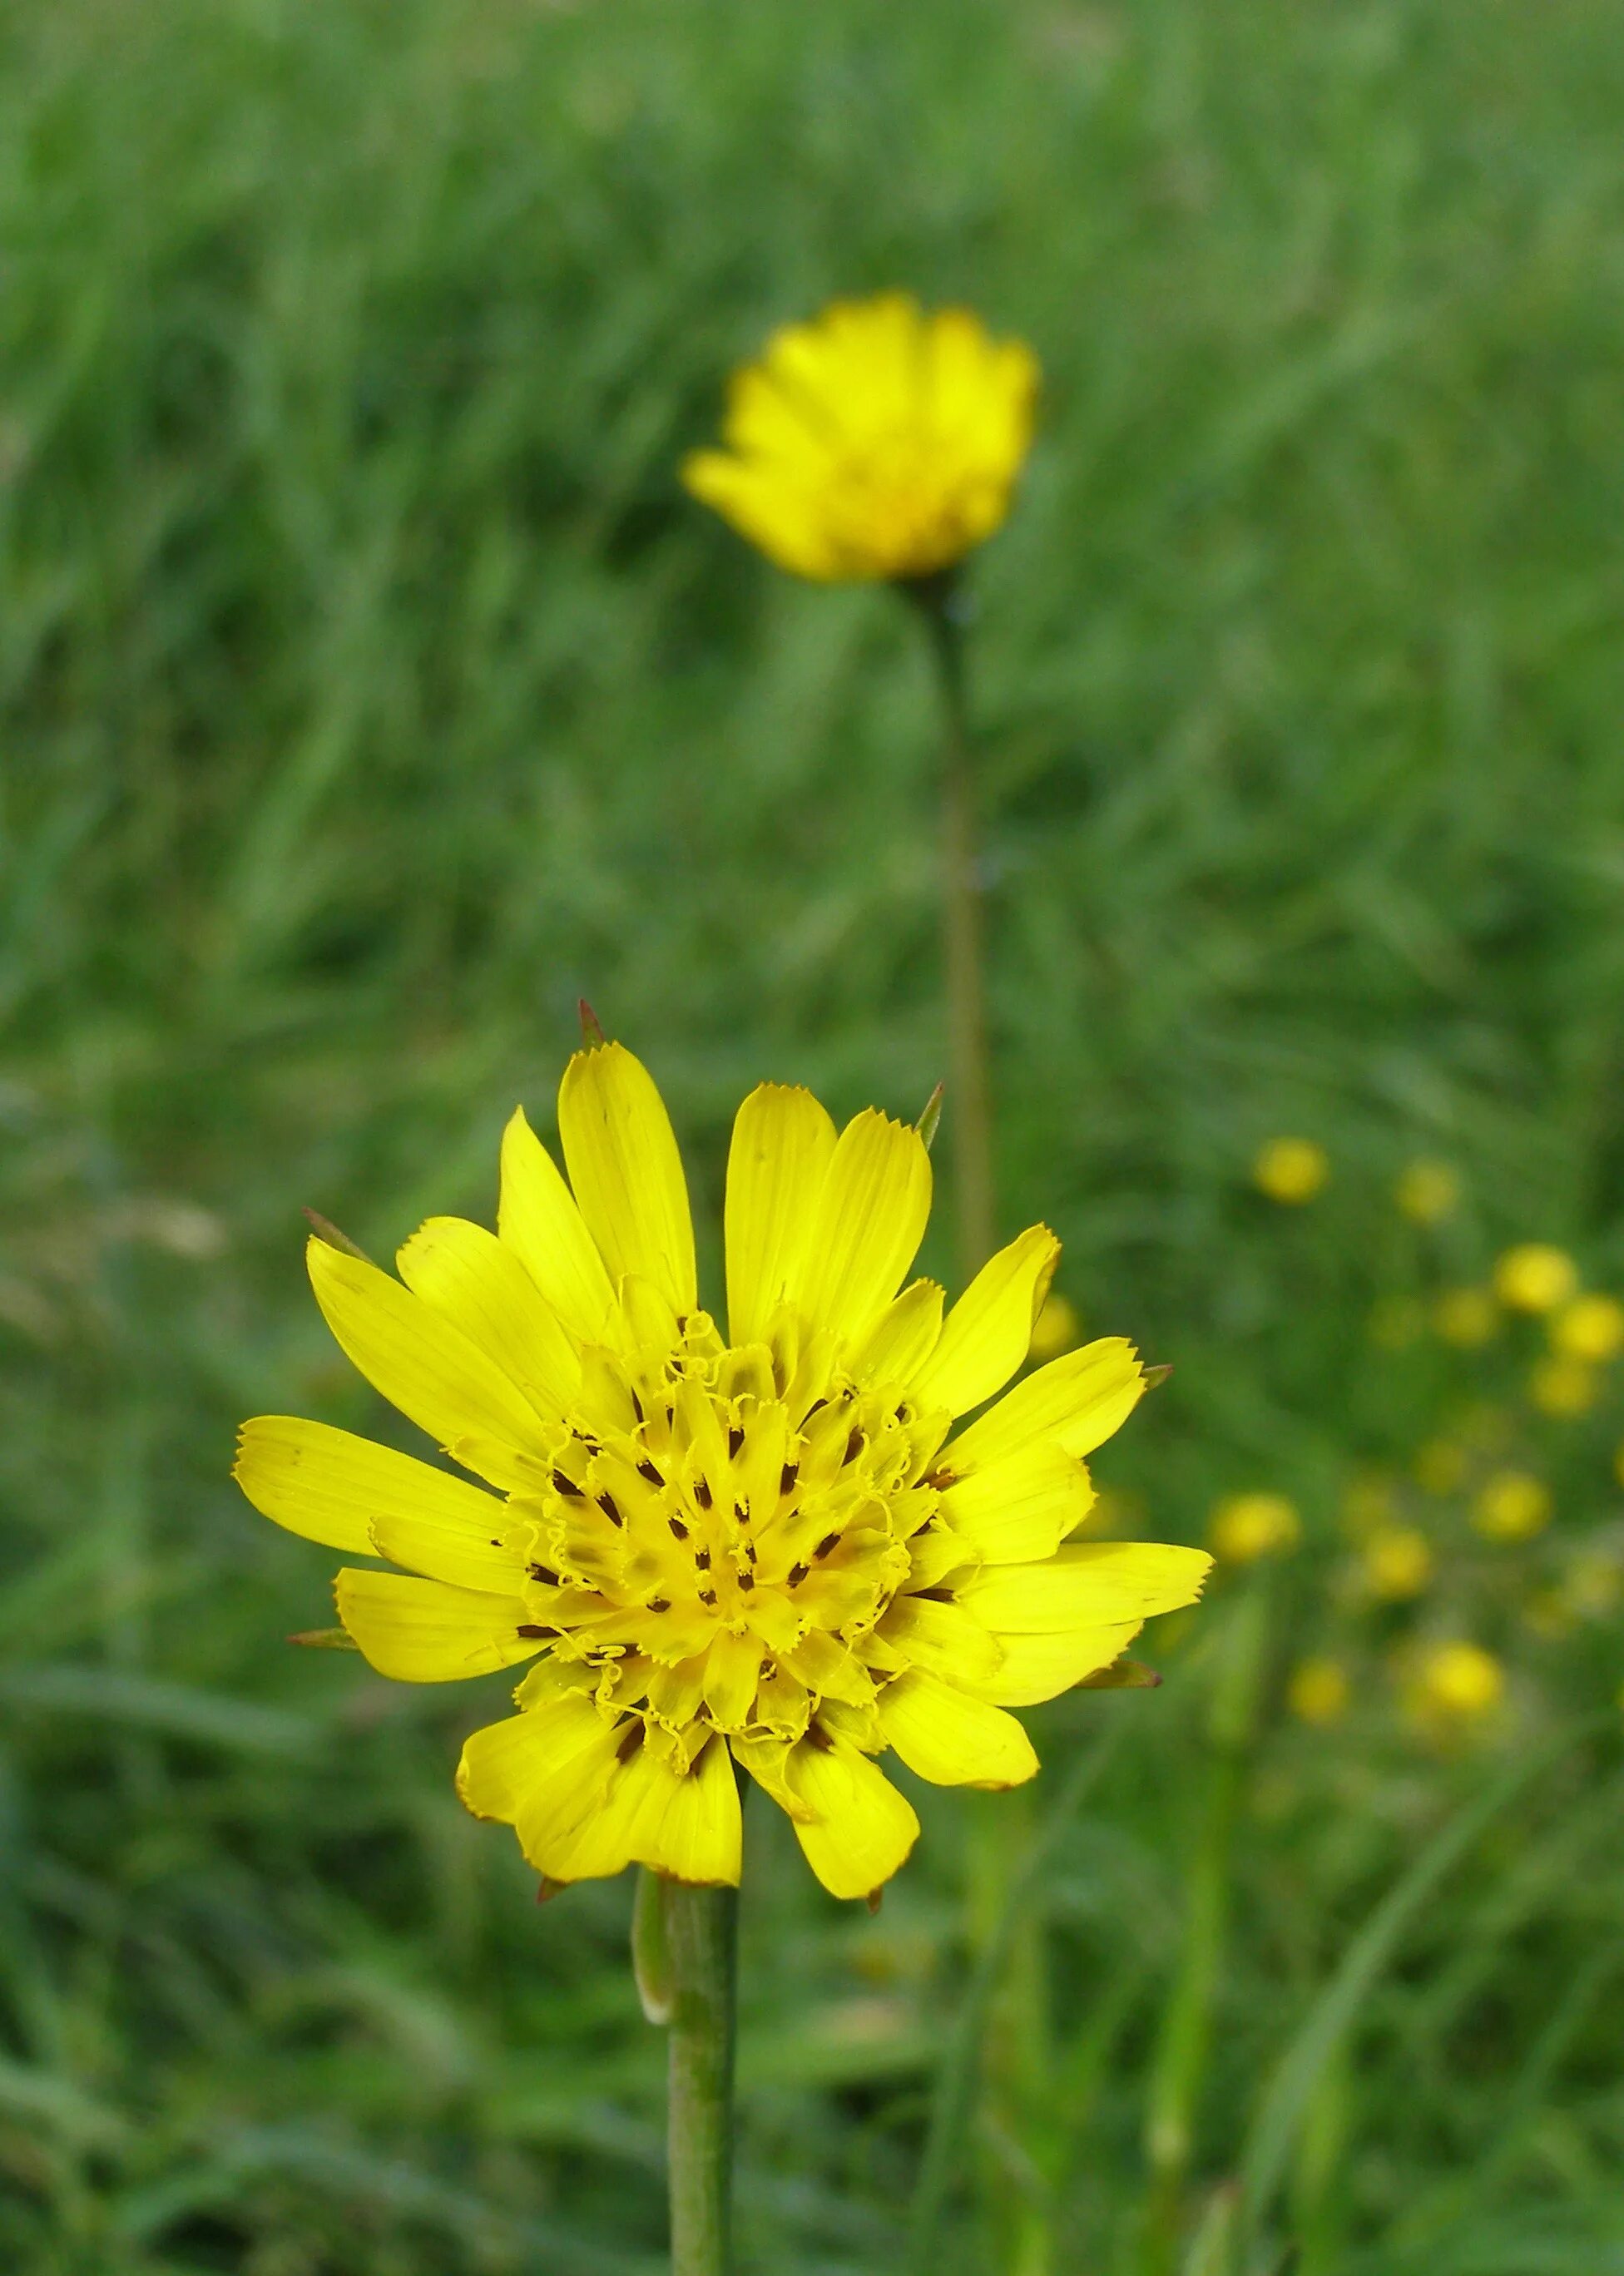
[5,0,1624,2269]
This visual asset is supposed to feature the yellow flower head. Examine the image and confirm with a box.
[1408,1640,1504,1725]
[1209,1492,1300,1566]
[1472,1470,1552,1543]
[1251,1136,1329,1205]
[1552,1293,1624,1364]
[1027,1290,1081,1364]
[681,294,1038,585]
[235,1042,1207,1902]
[1493,1243,1577,1314]
[1362,1524,1433,1601]
[1433,1287,1498,1348]
[1529,1354,1597,1420]
[1395,1159,1460,1225]
[1288,1656,1350,1726]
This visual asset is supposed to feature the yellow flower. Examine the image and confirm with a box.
[1472,1469,1552,1543]
[681,294,1038,584]
[1407,1640,1504,1724]
[1552,1293,1624,1363]
[1529,1354,1597,1419]
[1395,1159,1459,1225]
[1433,1288,1498,1348]
[1251,1137,1329,1205]
[1208,1492,1300,1565]
[1027,1290,1081,1364]
[1363,1525,1433,1601]
[1493,1244,1577,1314]
[235,1042,1208,1901]
[1288,1657,1350,1725]
[1561,1549,1622,1619]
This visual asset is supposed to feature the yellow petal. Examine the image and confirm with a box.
[874,1593,1003,1682]
[460,1695,621,1863]
[368,1498,525,1593]
[849,1279,946,1388]
[791,1109,933,1348]
[537,1732,741,1887]
[703,1629,765,1729]
[557,1043,696,1316]
[940,1443,1095,1565]
[645,1735,743,1886]
[497,1108,618,1346]
[945,1338,1145,1471]
[875,1670,1038,1789]
[724,1083,839,1345]
[960,1541,1211,1633]
[334,1569,541,1682]
[306,1238,547,1491]
[234,1415,504,1556]
[397,1216,579,1421]
[787,1734,920,1899]
[960,1624,1144,1707]
[909,1226,1059,1418]
[729,1731,818,1823]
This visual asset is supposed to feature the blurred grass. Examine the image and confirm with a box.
[5,0,1624,2269]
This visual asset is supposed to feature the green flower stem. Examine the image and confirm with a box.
[663,1880,739,2276]
[909,573,997,1279]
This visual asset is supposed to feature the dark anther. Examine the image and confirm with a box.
[735,1501,750,1522]
[489,1538,502,1547]
[780,1461,799,1494]
[807,1724,835,1752]
[786,1561,810,1588]
[596,1492,623,1526]
[668,1515,690,1541]
[616,1722,645,1762]
[926,1466,956,1490]
[805,1398,828,1420]
[737,1571,755,1592]
[516,1623,556,1639]
[914,1586,954,1604]
[630,1388,645,1422]
[745,1541,757,1564]
[727,1425,745,1458]
[815,1532,841,1561]
[694,1478,713,1510]
[695,1547,712,1571]
[528,1563,560,1586]
[844,1428,864,1464]
[698,1587,718,1607]
[637,1458,663,1486]
[579,1437,601,1454]
[552,1470,582,1498]
[646,1596,671,1614]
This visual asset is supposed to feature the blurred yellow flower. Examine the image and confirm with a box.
[1552,1293,1624,1363]
[1252,1137,1329,1205]
[682,294,1038,584]
[1433,1288,1498,1348]
[1472,1469,1552,1543]
[1363,1525,1433,1601]
[1028,1290,1080,1364]
[1288,1656,1350,1725]
[1209,1492,1301,1565]
[1408,1640,1504,1724]
[1395,1159,1460,1225]
[1414,1438,1466,1496]
[1493,1243,1577,1314]
[1561,1548,1622,1618]
[1529,1355,1597,1419]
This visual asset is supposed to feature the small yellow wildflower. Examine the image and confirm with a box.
[1027,1291,1081,1364]
[682,294,1038,584]
[1433,1288,1498,1348]
[1395,1159,1460,1225]
[235,1038,1207,1900]
[1414,1439,1466,1496]
[1472,1470,1552,1543]
[1208,1492,1301,1565]
[1363,1525,1433,1601]
[1493,1244,1578,1314]
[1552,1293,1624,1363]
[1251,1137,1329,1205]
[1408,1640,1504,1725]
[1529,1354,1597,1419]
[1288,1657,1350,1725]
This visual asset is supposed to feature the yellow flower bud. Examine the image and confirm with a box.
[1395,1159,1460,1225]
[1493,1244,1578,1314]
[1409,1640,1503,1722]
[1552,1293,1624,1363]
[1528,1355,1597,1419]
[1252,1137,1329,1205]
[1472,1470,1552,1543]
[1288,1657,1351,1725]
[1208,1492,1301,1566]
[1363,1525,1433,1601]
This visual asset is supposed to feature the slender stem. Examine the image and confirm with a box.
[664,1881,738,2276]
[912,576,997,1277]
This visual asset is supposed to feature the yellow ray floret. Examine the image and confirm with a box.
[682,293,1039,584]
[235,1038,1208,1900]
